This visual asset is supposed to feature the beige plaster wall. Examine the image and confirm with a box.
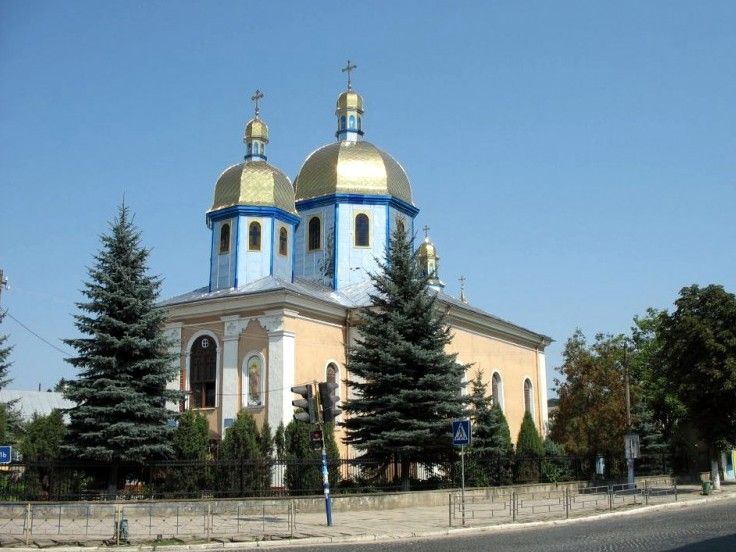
[291,316,349,456]
[448,326,543,445]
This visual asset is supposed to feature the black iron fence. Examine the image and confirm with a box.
[0,453,683,502]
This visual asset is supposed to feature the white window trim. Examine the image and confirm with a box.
[523,377,535,418]
[185,330,220,409]
[491,371,505,412]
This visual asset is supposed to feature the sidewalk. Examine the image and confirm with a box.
[2,483,735,549]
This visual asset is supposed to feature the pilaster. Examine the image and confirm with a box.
[537,350,549,436]
[258,309,297,432]
[221,315,247,434]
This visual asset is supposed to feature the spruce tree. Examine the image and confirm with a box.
[0,310,21,444]
[218,410,262,496]
[63,204,179,488]
[515,411,545,483]
[343,226,467,491]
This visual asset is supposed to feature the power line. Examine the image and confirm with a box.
[4,310,73,357]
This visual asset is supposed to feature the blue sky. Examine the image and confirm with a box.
[1,1,735,393]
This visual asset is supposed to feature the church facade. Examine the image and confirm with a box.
[161,75,552,455]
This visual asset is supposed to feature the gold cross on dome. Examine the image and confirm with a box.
[251,89,264,118]
[459,276,468,303]
[341,60,357,90]
[423,225,430,238]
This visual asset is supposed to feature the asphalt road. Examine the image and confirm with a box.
[271,498,736,552]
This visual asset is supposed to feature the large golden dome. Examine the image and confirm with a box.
[210,161,296,214]
[294,140,413,204]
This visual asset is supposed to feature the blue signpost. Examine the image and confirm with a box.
[0,446,12,465]
[452,420,471,526]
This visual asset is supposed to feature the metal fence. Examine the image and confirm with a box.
[0,499,297,545]
[449,480,679,527]
[0,454,678,502]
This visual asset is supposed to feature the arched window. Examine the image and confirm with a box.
[308,216,321,251]
[492,372,503,410]
[357,116,362,131]
[355,213,369,247]
[249,221,261,251]
[349,115,356,129]
[279,227,288,256]
[190,335,217,408]
[219,223,230,254]
[340,115,346,130]
[524,378,534,415]
[245,355,264,407]
[396,218,405,236]
[247,143,253,154]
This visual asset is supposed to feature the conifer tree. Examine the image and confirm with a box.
[515,411,544,483]
[465,372,514,486]
[218,410,263,495]
[0,310,21,444]
[284,420,339,494]
[343,226,467,491]
[63,204,179,488]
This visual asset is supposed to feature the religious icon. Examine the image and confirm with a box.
[248,356,261,406]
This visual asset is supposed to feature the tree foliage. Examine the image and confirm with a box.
[515,411,544,483]
[173,410,210,461]
[343,226,467,490]
[20,410,66,463]
[63,204,180,473]
[551,330,631,467]
[0,311,21,444]
[284,420,339,494]
[465,371,513,486]
[218,410,265,495]
[657,284,736,487]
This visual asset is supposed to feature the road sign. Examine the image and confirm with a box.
[625,433,640,459]
[0,446,11,464]
[452,419,471,446]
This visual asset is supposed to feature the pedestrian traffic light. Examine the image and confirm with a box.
[318,381,341,423]
[291,384,316,423]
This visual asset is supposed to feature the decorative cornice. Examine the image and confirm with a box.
[221,315,249,339]
[207,205,301,227]
[296,193,419,217]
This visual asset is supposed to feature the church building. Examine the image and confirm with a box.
[161,66,552,455]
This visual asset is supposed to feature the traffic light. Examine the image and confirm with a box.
[291,384,316,423]
[318,381,341,423]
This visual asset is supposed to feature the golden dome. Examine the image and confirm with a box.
[245,118,269,142]
[294,140,413,204]
[210,161,296,214]
[417,238,437,259]
[336,90,364,113]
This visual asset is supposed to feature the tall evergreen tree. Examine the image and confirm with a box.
[343,226,467,491]
[465,372,513,486]
[284,420,339,494]
[0,310,21,444]
[63,204,180,487]
[218,410,263,496]
[515,411,545,483]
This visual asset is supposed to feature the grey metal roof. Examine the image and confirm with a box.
[0,390,74,422]
[161,277,551,345]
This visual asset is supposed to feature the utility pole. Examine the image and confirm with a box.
[619,350,637,487]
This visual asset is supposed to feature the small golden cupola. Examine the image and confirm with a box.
[335,60,364,142]
[417,226,445,291]
[245,89,269,161]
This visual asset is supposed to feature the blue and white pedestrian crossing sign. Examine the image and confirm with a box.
[452,419,471,446]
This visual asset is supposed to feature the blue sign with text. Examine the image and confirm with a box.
[0,446,11,464]
[452,419,471,446]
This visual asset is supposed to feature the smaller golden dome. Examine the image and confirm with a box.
[245,118,269,143]
[210,161,295,214]
[336,90,364,114]
[417,238,437,259]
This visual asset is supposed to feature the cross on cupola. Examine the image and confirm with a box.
[423,225,430,238]
[342,60,357,90]
[335,60,364,142]
[251,89,264,118]
[459,276,468,304]
[244,88,269,162]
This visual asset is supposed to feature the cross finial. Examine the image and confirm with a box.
[423,225,430,239]
[251,89,264,118]
[459,276,467,303]
[341,60,357,90]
